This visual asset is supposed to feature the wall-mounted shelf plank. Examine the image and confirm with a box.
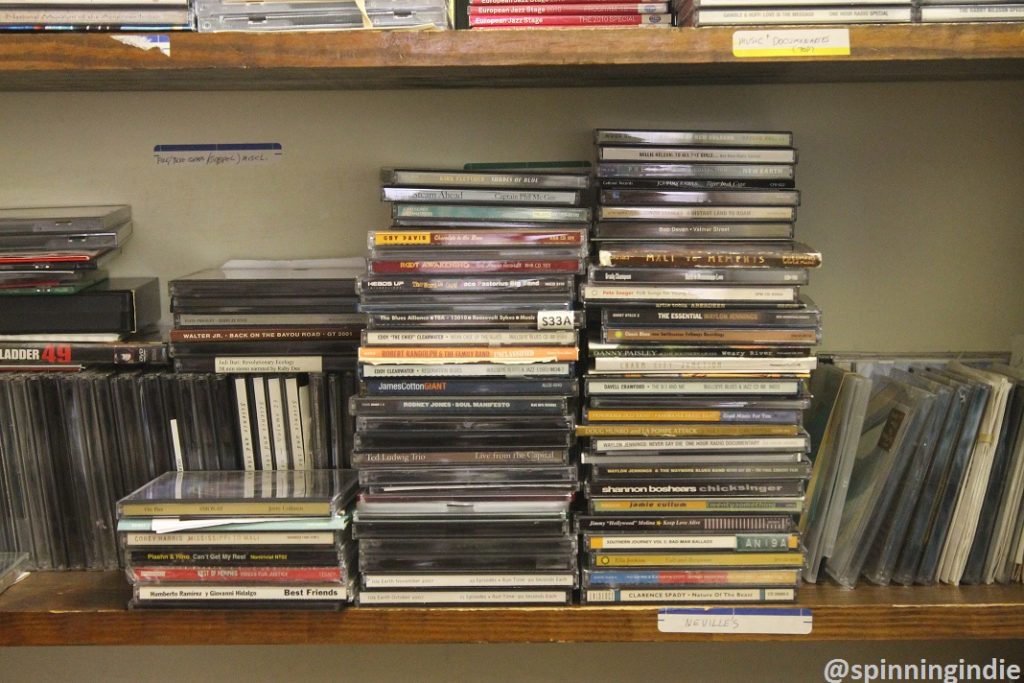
[1,24,1024,91]
[1,572,1022,645]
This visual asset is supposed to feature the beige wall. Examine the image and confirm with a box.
[1,80,1022,351]
[1,80,1022,675]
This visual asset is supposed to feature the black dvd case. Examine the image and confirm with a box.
[0,277,160,335]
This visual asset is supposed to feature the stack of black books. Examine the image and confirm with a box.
[350,166,590,606]
[0,205,165,371]
[167,260,365,470]
[119,470,359,609]
[576,129,820,605]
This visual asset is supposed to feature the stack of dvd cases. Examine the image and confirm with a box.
[119,470,359,609]
[464,0,673,28]
[0,205,167,371]
[194,0,450,31]
[350,166,590,606]
[675,0,912,24]
[576,129,820,605]
[168,260,364,469]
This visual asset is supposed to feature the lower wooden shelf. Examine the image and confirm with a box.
[0,571,1022,644]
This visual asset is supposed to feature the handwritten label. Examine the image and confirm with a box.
[732,29,850,58]
[658,607,812,635]
[154,143,282,167]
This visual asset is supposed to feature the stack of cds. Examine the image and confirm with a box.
[675,0,912,25]
[918,0,1024,22]
[167,259,364,375]
[167,260,364,470]
[464,0,673,29]
[119,470,359,609]
[194,0,450,31]
[350,166,590,606]
[0,206,165,371]
[576,129,821,606]
[0,0,189,31]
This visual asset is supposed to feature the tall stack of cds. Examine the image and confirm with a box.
[675,0,912,25]
[576,129,820,605]
[464,0,673,29]
[119,470,359,609]
[350,166,590,606]
[167,260,364,470]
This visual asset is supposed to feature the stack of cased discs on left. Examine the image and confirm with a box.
[119,469,358,609]
[0,205,171,572]
[167,261,365,470]
[351,165,591,606]
[0,204,165,370]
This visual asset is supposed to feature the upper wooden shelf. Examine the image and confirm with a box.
[1,24,1024,91]
[1,571,1022,645]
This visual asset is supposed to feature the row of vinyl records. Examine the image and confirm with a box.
[4,353,1019,609]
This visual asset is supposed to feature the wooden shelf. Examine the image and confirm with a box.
[1,24,1024,91]
[1,571,1022,645]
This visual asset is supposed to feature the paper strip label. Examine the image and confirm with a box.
[154,143,283,167]
[214,356,323,374]
[658,607,812,634]
[733,29,850,58]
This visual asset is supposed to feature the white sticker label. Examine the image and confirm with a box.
[214,356,323,374]
[169,418,184,472]
[658,607,812,634]
[154,143,283,167]
[733,29,850,58]
[537,310,575,330]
